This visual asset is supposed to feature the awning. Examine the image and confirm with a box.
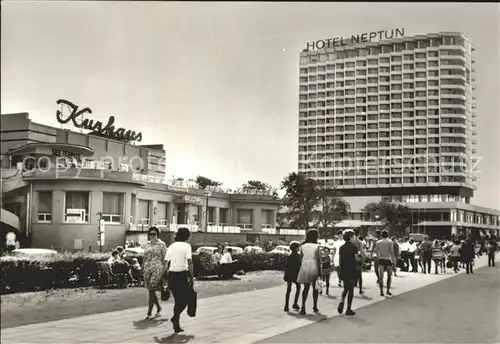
[7,142,94,157]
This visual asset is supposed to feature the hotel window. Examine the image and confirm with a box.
[138,200,150,225]
[219,208,228,225]
[37,192,52,223]
[237,209,253,229]
[261,210,273,228]
[65,192,90,223]
[156,202,168,226]
[102,193,124,224]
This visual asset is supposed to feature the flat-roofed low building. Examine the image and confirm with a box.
[1,111,281,251]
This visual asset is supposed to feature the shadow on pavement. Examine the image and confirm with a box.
[354,294,373,300]
[133,319,168,329]
[340,314,372,326]
[154,334,195,343]
[323,294,338,300]
[287,312,327,321]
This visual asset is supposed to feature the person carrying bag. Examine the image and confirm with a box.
[187,285,197,317]
[165,227,195,333]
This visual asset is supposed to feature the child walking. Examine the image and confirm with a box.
[320,246,334,295]
[283,241,302,312]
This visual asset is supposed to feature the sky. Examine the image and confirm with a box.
[2,2,499,209]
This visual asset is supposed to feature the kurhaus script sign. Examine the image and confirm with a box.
[305,28,405,51]
[56,99,143,143]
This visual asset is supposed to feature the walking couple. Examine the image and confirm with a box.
[283,229,321,315]
[143,226,195,334]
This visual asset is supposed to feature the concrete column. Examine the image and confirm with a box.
[229,207,235,226]
[271,209,277,228]
[167,203,174,224]
[90,191,103,225]
[253,209,259,232]
[123,193,131,225]
[134,196,139,224]
[214,207,220,225]
[151,200,158,226]
[199,205,206,230]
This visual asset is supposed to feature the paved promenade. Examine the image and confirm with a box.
[1,255,494,344]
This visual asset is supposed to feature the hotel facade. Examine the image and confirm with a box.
[298,31,499,238]
[1,110,286,252]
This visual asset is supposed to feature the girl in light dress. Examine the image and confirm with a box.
[296,229,321,315]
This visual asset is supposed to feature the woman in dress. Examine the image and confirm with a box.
[431,240,445,274]
[297,229,321,315]
[165,227,194,333]
[142,226,167,319]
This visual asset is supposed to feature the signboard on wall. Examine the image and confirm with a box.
[66,209,86,223]
[56,99,143,143]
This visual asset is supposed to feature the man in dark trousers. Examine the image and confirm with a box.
[486,237,498,267]
[420,236,433,274]
[370,230,382,284]
[351,228,365,295]
[461,238,475,274]
[338,231,358,316]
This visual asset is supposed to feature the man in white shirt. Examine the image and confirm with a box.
[219,248,238,279]
[332,234,344,287]
[107,250,119,265]
[213,249,222,278]
[165,227,194,333]
[408,239,418,272]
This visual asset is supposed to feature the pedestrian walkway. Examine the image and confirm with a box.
[1,255,494,344]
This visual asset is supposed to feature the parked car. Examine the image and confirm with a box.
[243,246,263,254]
[195,246,218,255]
[9,248,58,257]
[225,246,243,254]
[123,247,144,259]
[270,245,291,255]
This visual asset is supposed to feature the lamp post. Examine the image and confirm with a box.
[204,190,211,245]
[96,212,104,253]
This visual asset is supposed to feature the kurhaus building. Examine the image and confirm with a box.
[298,31,500,238]
[1,106,282,251]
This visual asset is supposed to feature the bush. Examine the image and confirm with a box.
[0,251,287,294]
[0,252,110,294]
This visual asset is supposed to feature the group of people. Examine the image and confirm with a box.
[392,235,497,275]
[283,228,371,316]
[107,245,142,287]
[212,244,240,279]
[283,228,498,317]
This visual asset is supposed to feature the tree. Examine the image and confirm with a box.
[195,175,222,190]
[280,172,318,230]
[314,189,351,229]
[241,180,279,198]
[363,201,411,236]
[276,204,291,229]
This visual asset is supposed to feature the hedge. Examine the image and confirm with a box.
[0,251,286,295]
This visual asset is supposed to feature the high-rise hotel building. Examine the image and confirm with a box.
[298,31,500,237]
